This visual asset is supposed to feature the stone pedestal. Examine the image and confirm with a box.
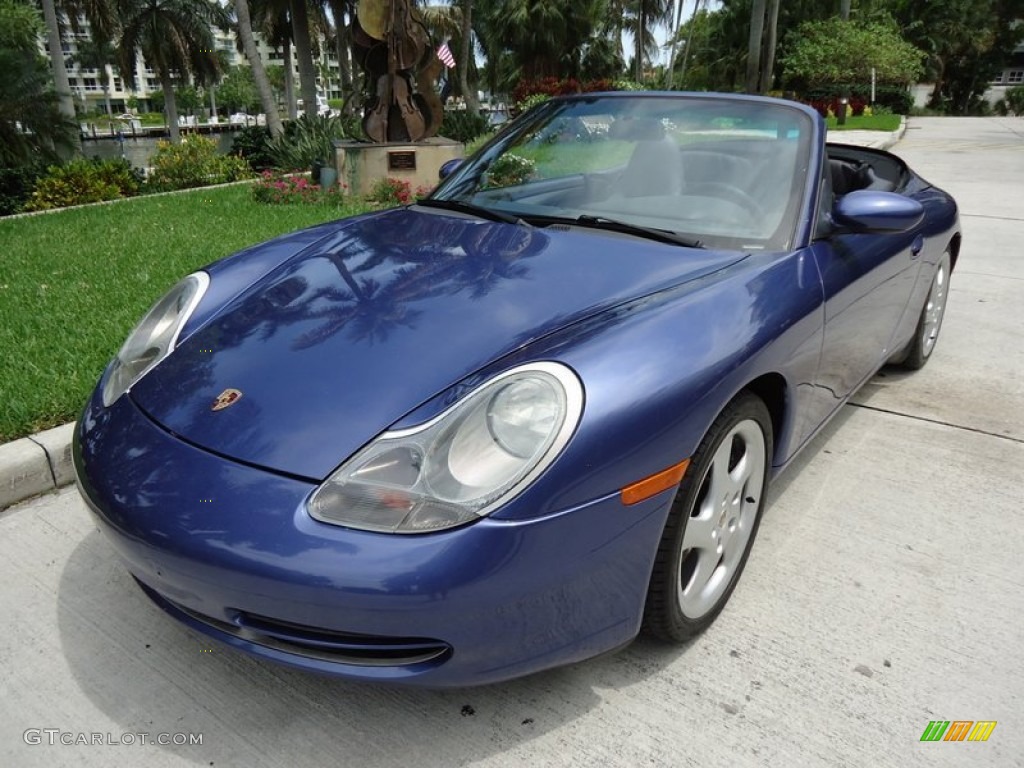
[332,137,464,197]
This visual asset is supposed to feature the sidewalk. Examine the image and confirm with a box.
[0,120,908,511]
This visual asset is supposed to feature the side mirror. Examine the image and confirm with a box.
[438,158,463,180]
[832,190,925,234]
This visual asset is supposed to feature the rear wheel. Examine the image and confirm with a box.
[899,251,952,370]
[643,392,772,642]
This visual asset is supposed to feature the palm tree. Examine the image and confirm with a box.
[40,0,82,154]
[628,0,671,84]
[113,0,229,142]
[457,0,479,112]
[476,0,602,85]
[248,0,297,118]
[233,0,285,135]
[290,0,318,117]
[745,0,766,93]
[758,0,779,94]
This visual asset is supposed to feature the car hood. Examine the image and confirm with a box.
[131,207,743,480]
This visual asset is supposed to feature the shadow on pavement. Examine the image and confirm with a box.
[57,526,693,766]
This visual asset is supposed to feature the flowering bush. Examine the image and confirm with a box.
[367,177,413,207]
[252,170,348,205]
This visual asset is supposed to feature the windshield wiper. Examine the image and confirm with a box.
[415,198,530,227]
[573,215,704,248]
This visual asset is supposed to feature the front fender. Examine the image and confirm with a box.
[484,248,826,521]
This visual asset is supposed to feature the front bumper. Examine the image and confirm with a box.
[74,389,674,686]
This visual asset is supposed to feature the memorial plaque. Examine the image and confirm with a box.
[387,151,417,171]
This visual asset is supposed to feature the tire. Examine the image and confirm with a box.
[899,250,952,370]
[642,392,773,642]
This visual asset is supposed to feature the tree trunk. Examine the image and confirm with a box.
[758,0,780,94]
[665,0,682,88]
[235,0,284,135]
[102,67,113,116]
[331,0,352,93]
[284,38,297,120]
[459,0,479,112]
[745,0,767,94]
[840,0,851,21]
[41,0,81,155]
[634,8,647,83]
[678,0,704,86]
[160,71,180,142]
[291,0,318,119]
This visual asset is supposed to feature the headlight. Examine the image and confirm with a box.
[307,362,584,534]
[101,272,209,407]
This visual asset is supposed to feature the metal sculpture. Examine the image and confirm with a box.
[353,0,443,143]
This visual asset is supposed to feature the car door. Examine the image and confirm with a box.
[809,164,925,406]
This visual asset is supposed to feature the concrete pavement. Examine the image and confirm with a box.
[3,117,1022,767]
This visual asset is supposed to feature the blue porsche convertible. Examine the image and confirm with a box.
[74,92,959,686]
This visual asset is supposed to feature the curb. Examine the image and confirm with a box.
[0,423,76,510]
[878,117,908,150]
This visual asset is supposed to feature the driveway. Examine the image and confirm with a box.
[1,117,1022,768]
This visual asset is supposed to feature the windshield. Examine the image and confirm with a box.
[432,93,814,251]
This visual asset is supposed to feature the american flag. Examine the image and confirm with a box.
[436,42,456,69]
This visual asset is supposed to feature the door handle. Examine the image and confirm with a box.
[910,235,924,258]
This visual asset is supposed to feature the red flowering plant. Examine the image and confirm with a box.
[251,170,349,205]
[367,177,413,207]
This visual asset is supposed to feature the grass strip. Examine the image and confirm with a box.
[826,113,902,132]
[0,184,371,441]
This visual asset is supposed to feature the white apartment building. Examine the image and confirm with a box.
[47,17,342,116]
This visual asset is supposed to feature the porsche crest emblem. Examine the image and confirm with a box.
[211,388,243,411]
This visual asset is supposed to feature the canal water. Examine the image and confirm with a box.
[81,132,240,169]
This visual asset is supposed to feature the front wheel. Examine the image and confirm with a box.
[899,250,952,370]
[642,392,773,642]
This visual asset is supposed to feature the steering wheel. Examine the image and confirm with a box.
[685,182,767,222]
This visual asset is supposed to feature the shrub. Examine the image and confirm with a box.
[511,78,640,115]
[147,136,253,192]
[805,96,867,119]
[94,157,144,196]
[1006,85,1024,116]
[230,126,275,171]
[801,84,912,115]
[267,114,347,172]
[0,161,45,216]
[367,177,413,206]
[440,110,490,144]
[465,131,496,155]
[252,169,349,205]
[516,93,552,116]
[23,158,143,212]
[483,154,535,188]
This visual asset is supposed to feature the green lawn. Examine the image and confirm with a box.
[825,113,902,131]
[0,184,371,442]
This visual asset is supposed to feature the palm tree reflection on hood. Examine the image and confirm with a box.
[289,211,547,349]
